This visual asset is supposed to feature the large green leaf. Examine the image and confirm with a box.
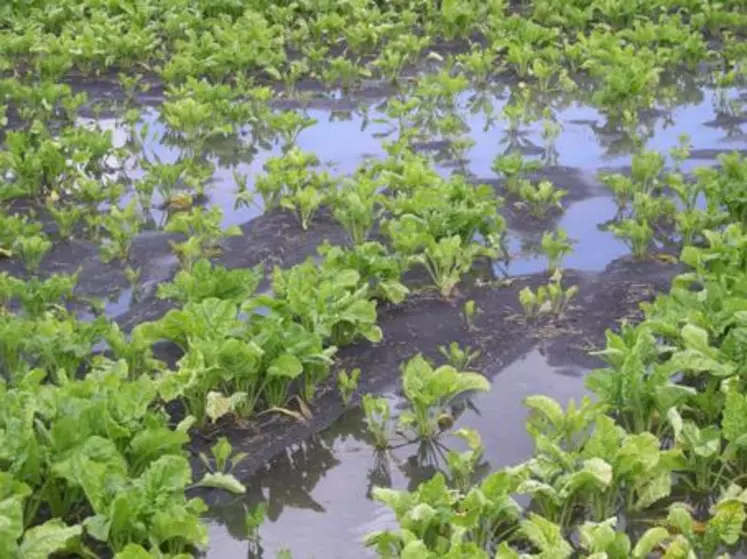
[723,391,747,443]
[128,427,190,469]
[0,495,24,544]
[52,435,128,487]
[340,299,377,324]
[634,470,673,511]
[140,455,193,499]
[520,513,572,558]
[524,395,565,430]
[579,517,631,556]
[632,526,670,558]
[452,371,490,397]
[680,423,720,458]
[616,432,661,475]
[18,519,82,559]
[267,354,303,379]
[151,503,209,548]
[582,458,613,487]
[371,487,412,517]
[217,339,262,381]
[709,499,746,546]
[680,324,713,355]
[400,539,431,559]
[114,544,151,559]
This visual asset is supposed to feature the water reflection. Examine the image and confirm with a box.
[205,347,591,559]
[94,75,745,231]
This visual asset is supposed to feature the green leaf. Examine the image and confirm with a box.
[583,457,613,487]
[340,299,376,324]
[19,519,82,559]
[453,371,490,395]
[401,539,430,559]
[152,502,208,547]
[681,423,721,458]
[379,280,409,304]
[578,517,630,556]
[521,514,572,558]
[371,487,411,516]
[617,432,661,475]
[709,499,746,546]
[635,470,673,510]
[524,395,565,428]
[495,542,521,558]
[362,325,383,343]
[632,526,670,558]
[268,354,303,379]
[680,323,711,354]
[723,391,747,443]
[667,503,694,537]
[667,407,683,439]
[335,269,361,288]
[83,514,109,542]
[114,544,151,559]
[0,497,24,544]
[129,427,190,467]
[197,472,246,495]
[142,455,192,495]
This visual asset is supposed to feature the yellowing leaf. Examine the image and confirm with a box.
[197,472,246,495]
[205,391,247,423]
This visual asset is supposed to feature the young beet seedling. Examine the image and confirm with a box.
[363,394,394,450]
[540,228,575,272]
[492,152,542,195]
[438,342,481,371]
[99,199,142,263]
[414,236,495,299]
[519,270,578,319]
[196,437,248,495]
[446,428,485,493]
[338,368,361,406]
[13,234,52,275]
[331,175,380,245]
[515,180,567,219]
[608,218,653,259]
[399,354,490,440]
[463,299,478,330]
[46,200,82,240]
[244,503,265,543]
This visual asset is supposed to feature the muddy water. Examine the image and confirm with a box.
[204,347,589,559]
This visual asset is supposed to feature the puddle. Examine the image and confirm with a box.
[205,347,590,559]
[93,83,745,241]
[504,195,629,275]
[103,286,133,317]
[75,286,133,322]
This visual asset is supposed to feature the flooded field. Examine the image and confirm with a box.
[2,3,747,557]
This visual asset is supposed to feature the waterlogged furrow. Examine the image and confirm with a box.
[367,226,747,558]
[0,0,745,557]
